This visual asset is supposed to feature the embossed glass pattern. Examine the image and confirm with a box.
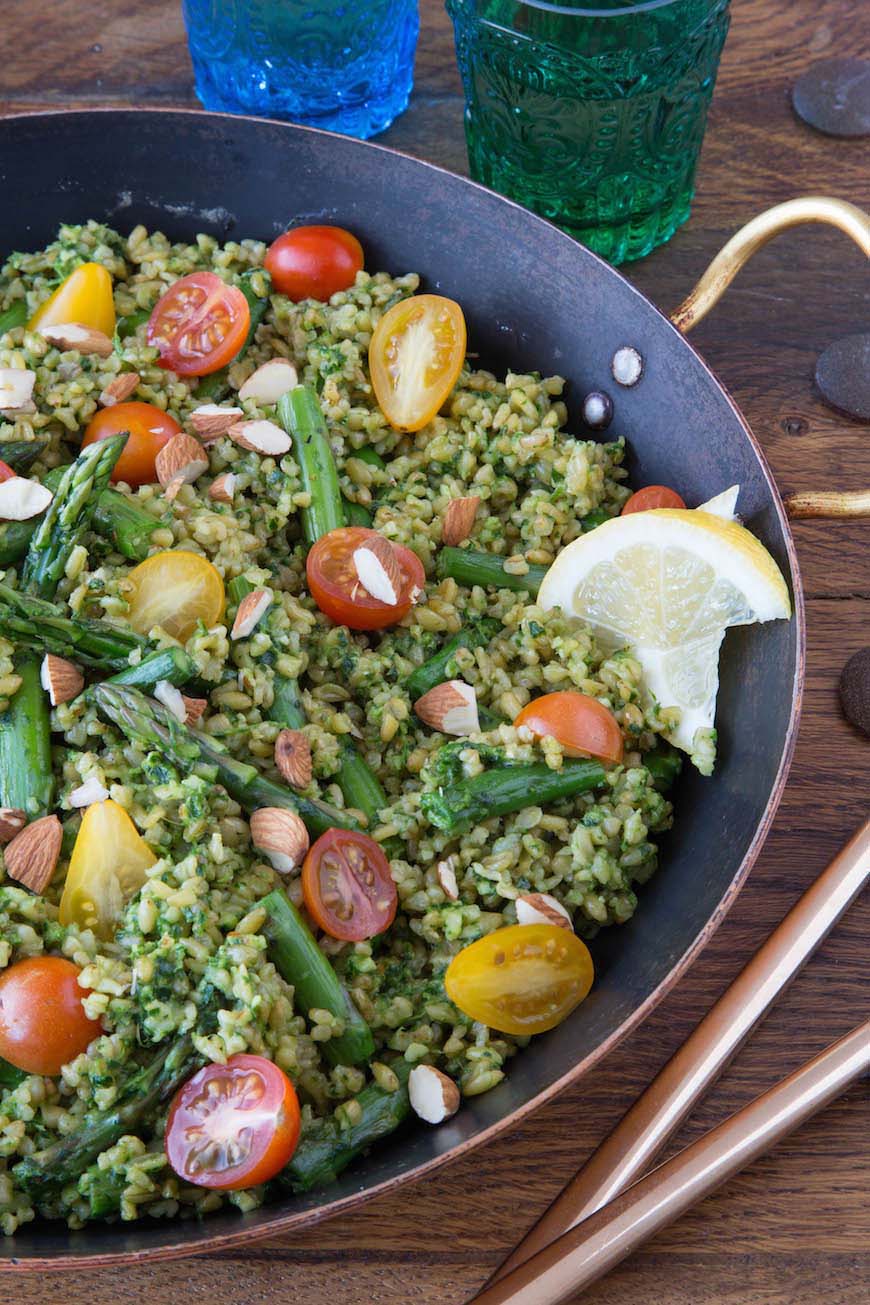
[182,0,419,139]
[447,0,731,263]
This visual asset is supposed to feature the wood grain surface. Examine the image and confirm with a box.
[2,0,868,1301]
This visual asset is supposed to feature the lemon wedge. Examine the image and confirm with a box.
[537,507,791,764]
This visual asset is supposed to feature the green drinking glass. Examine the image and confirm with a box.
[446,0,731,264]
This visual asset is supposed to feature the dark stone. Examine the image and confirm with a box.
[815,333,870,421]
[839,648,870,736]
[792,57,870,138]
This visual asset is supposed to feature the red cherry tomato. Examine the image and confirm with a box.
[0,956,103,1075]
[264,226,364,303]
[82,401,182,487]
[514,691,624,765]
[0,460,15,482]
[302,829,397,942]
[165,1053,301,1190]
[146,271,250,375]
[621,485,686,515]
[306,526,424,631]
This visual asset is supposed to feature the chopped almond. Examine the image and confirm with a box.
[154,680,187,722]
[40,653,84,706]
[436,856,459,901]
[0,477,53,521]
[353,535,403,605]
[442,496,481,546]
[209,472,237,504]
[238,359,298,406]
[156,433,208,501]
[0,367,36,411]
[274,729,312,789]
[181,695,208,726]
[516,892,572,930]
[69,776,109,808]
[0,808,26,845]
[250,807,309,874]
[4,814,63,893]
[188,404,244,442]
[39,322,114,357]
[99,372,140,406]
[414,680,479,736]
[227,419,291,457]
[408,1064,461,1125]
[231,588,272,639]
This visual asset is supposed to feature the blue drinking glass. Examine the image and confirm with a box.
[181,0,420,139]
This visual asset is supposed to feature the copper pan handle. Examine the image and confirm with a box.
[669,197,870,521]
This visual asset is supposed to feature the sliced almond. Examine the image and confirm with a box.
[0,808,26,845]
[353,535,403,605]
[227,419,291,457]
[181,694,208,726]
[40,653,84,706]
[154,679,187,722]
[516,892,572,930]
[156,432,208,501]
[39,322,114,357]
[4,814,63,893]
[0,477,53,522]
[414,680,479,736]
[436,856,459,901]
[238,359,298,406]
[0,367,36,411]
[442,496,481,547]
[69,776,109,808]
[408,1064,460,1125]
[209,472,237,504]
[250,807,309,874]
[274,729,312,789]
[231,588,273,640]
[99,372,140,406]
[188,404,244,442]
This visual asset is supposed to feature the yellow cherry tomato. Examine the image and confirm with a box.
[126,550,225,642]
[369,294,466,432]
[59,800,157,939]
[444,923,594,1036]
[28,262,116,336]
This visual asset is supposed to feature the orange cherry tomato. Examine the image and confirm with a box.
[445,923,594,1036]
[28,262,116,337]
[621,485,686,515]
[264,226,364,302]
[306,526,424,631]
[165,1053,300,1190]
[0,956,103,1075]
[82,401,181,487]
[0,460,15,482]
[514,691,624,765]
[302,828,397,942]
[146,271,250,376]
[369,294,467,432]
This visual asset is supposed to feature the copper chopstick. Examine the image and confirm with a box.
[474,1018,870,1305]
[492,817,870,1283]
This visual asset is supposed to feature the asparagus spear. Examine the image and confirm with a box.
[281,1059,412,1191]
[342,497,372,527]
[92,683,359,836]
[0,1056,28,1090]
[106,646,195,691]
[0,580,147,671]
[193,270,271,402]
[0,440,47,473]
[277,386,345,544]
[437,547,548,596]
[0,301,27,335]
[115,307,150,340]
[335,738,387,826]
[0,656,53,815]
[406,618,502,700]
[641,745,683,792]
[260,889,374,1067]
[421,756,606,834]
[21,432,128,598]
[271,675,305,729]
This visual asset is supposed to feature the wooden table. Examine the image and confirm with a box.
[4,1,868,1301]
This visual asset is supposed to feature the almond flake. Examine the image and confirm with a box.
[188,404,244,442]
[181,695,208,726]
[0,477,53,521]
[231,588,272,639]
[0,368,36,411]
[436,856,459,901]
[154,680,187,722]
[69,776,109,808]
[4,814,63,893]
[442,496,481,547]
[40,653,84,706]
[353,535,403,605]
[516,892,572,930]
[414,680,479,736]
[156,432,208,501]
[238,359,298,406]
[408,1064,460,1125]
[250,807,309,874]
[99,372,140,406]
[227,419,291,457]
[39,322,114,357]
[0,808,26,845]
[274,729,312,789]
[209,472,237,504]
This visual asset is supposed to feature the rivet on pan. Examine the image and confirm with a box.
[611,346,644,387]
[582,391,613,429]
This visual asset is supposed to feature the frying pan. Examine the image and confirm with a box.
[0,109,866,1271]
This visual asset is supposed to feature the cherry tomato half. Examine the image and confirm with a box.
[82,401,181,487]
[302,828,397,942]
[147,271,250,376]
[0,460,15,483]
[264,226,364,303]
[0,956,103,1075]
[444,923,594,1036]
[621,485,686,515]
[165,1053,300,1190]
[514,691,624,765]
[369,294,467,433]
[306,526,424,631]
